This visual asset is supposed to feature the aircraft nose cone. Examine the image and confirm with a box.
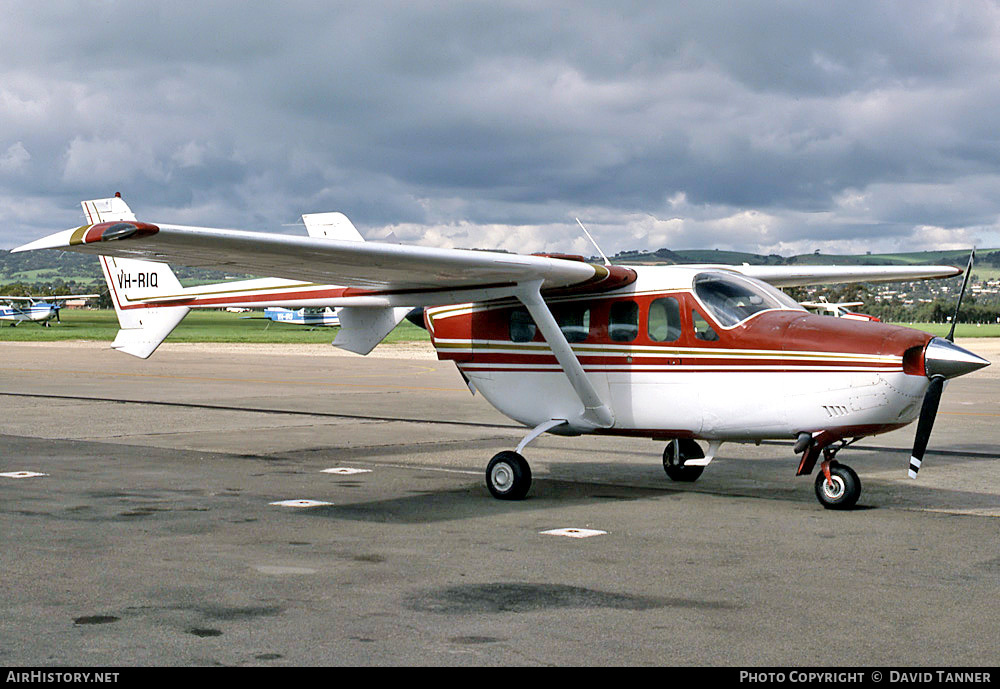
[924,337,990,379]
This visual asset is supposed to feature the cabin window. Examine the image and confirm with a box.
[554,305,591,343]
[692,309,719,341]
[609,301,638,342]
[509,308,536,342]
[647,297,681,342]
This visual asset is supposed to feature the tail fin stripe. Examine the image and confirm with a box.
[100,256,125,311]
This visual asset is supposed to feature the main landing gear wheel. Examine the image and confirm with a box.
[662,439,705,482]
[486,451,532,500]
[814,461,861,510]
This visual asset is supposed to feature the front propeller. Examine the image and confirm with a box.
[907,250,989,479]
[909,375,944,479]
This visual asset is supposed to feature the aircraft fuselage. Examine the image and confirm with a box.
[0,303,59,324]
[427,266,933,443]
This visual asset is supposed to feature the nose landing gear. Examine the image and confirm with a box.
[799,433,863,509]
[814,460,861,510]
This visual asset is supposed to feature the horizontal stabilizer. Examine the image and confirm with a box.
[333,306,412,355]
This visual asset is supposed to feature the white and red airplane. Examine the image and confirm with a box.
[14,196,990,509]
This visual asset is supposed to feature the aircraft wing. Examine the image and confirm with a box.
[727,264,961,287]
[14,220,962,298]
[13,222,626,304]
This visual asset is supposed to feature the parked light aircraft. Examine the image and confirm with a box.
[1,294,99,326]
[801,298,880,322]
[14,196,990,508]
[244,306,341,328]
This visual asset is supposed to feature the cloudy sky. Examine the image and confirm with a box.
[2,1,1000,257]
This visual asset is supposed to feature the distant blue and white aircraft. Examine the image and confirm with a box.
[246,306,341,328]
[1,295,99,326]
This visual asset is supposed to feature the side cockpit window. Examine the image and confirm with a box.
[692,309,719,341]
[648,297,682,342]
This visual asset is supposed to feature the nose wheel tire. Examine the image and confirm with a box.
[486,451,532,500]
[814,462,861,510]
[662,439,705,482]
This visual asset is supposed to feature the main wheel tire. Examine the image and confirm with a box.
[814,462,861,510]
[662,439,705,482]
[486,451,532,500]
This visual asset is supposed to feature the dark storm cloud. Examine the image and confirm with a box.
[1,1,999,255]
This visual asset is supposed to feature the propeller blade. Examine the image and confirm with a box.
[945,248,975,342]
[909,376,945,479]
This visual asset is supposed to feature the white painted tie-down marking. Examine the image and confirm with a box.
[540,528,607,539]
[321,467,371,475]
[1,471,48,479]
[269,499,333,508]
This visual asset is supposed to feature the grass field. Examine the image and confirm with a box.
[2,308,997,344]
[889,322,1000,338]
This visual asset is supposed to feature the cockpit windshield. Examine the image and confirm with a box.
[693,272,804,328]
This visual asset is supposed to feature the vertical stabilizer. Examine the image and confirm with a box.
[333,306,411,354]
[301,212,365,241]
[98,255,190,359]
[81,194,137,223]
[82,195,190,357]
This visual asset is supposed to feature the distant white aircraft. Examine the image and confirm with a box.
[14,195,989,509]
[800,298,881,322]
[1,294,99,326]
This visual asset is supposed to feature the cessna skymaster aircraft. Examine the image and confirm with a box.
[14,195,991,509]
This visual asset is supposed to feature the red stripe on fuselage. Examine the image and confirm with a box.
[454,352,900,369]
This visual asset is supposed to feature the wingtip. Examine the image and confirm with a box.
[11,228,79,253]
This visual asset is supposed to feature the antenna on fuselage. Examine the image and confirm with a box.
[575,218,610,266]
